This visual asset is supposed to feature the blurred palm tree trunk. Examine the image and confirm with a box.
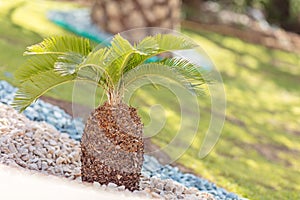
[91,0,181,38]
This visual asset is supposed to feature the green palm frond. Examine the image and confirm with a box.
[104,34,162,84]
[24,35,92,56]
[158,57,207,95]
[77,51,113,92]
[134,36,159,55]
[104,34,136,84]
[54,52,85,76]
[105,34,135,63]
[13,36,95,111]
[124,34,199,73]
[123,36,158,73]
[16,36,93,83]
[82,47,109,67]
[15,54,57,83]
[13,33,207,111]
[120,62,206,96]
[154,34,198,52]
[12,70,77,112]
[78,47,111,87]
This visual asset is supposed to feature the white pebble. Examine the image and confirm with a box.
[107,182,117,189]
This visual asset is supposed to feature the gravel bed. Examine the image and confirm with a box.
[143,158,241,200]
[0,80,244,200]
[0,103,214,200]
[0,103,81,179]
[0,80,84,140]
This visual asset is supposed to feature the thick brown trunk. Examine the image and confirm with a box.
[91,0,181,37]
[81,101,144,191]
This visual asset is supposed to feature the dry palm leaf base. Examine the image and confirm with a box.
[81,102,144,191]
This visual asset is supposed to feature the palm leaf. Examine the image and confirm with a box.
[78,47,115,89]
[124,34,199,73]
[16,36,93,83]
[24,35,92,56]
[104,34,136,84]
[12,70,77,112]
[155,34,198,52]
[158,57,208,95]
[87,34,154,85]
[120,63,206,96]
[82,47,109,67]
[15,54,57,83]
[162,59,205,81]
[134,36,159,55]
[54,52,85,76]
[13,34,207,111]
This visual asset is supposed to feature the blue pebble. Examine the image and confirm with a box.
[209,190,218,196]
[227,193,238,199]
[41,107,50,114]
[218,188,228,195]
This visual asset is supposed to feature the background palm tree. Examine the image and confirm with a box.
[91,0,181,39]
[12,34,207,190]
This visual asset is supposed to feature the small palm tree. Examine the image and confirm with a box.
[12,34,206,191]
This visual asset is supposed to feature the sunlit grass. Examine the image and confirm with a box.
[0,0,78,99]
[166,30,300,200]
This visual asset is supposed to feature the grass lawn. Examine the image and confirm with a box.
[0,0,299,199]
[165,30,300,199]
[0,0,79,101]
